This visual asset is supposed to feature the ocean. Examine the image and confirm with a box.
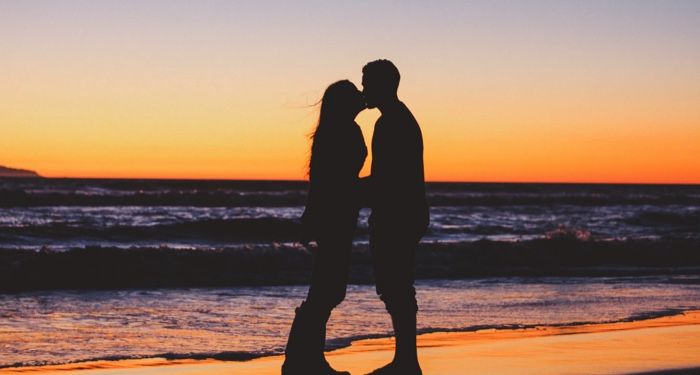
[2,178,699,250]
[1,178,699,367]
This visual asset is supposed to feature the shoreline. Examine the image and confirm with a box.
[0,307,692,370]
[3,309,700,374]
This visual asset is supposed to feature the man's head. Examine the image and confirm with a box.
[362,59,400,109]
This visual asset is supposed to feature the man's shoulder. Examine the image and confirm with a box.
[399,102,419,122]
[375,102,420,132]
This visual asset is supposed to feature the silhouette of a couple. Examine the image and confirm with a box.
[283,60,429,375]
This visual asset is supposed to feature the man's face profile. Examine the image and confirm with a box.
[361,73,379,109]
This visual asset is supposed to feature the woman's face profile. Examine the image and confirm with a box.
[351,87,367,116]
[337,83,366,118]
[323,80,366,120]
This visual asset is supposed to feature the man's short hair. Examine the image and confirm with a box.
[362,59,400,91]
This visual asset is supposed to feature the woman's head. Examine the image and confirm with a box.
[318,80,366,122]
[308,80,366,178]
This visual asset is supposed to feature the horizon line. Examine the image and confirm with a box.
[4,175,699,186]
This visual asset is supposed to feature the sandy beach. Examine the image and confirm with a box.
[4,310,699,375]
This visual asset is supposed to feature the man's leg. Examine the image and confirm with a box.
[368,229,421,374]
[386,287,418,366]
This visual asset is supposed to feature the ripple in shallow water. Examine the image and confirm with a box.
[1,275,699,367]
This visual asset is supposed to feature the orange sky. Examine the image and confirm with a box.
[1,1,699,183]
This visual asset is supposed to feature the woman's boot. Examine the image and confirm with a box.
[282,301,316,374]
[282,301,349,375]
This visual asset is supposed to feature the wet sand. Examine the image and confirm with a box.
[3,310,700,375]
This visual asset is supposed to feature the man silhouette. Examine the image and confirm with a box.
[362,59,429,375]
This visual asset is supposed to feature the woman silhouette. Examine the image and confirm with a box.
[282,80,367,375]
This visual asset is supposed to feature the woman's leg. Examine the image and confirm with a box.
[282,232,353,374]
[306,234,352,310]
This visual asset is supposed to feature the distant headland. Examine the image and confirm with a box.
[0,165,41,178]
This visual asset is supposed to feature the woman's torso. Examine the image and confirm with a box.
[308,121,367,220]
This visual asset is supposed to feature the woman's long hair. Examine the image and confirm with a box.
[308,80,359,180]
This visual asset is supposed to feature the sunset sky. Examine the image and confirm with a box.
[2,0,699,183]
